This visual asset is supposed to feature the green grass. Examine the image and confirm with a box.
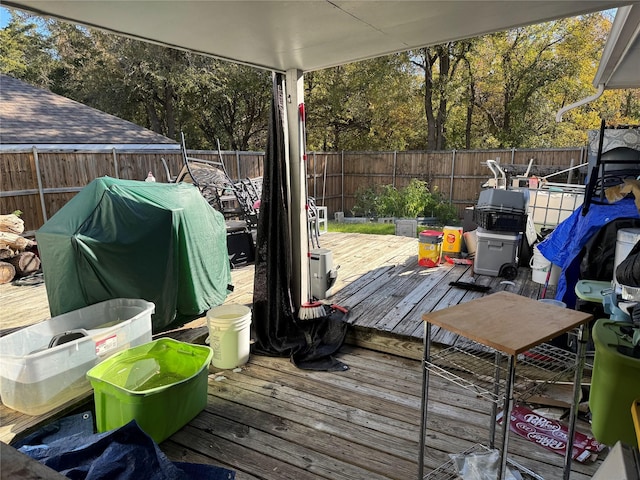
[326,220,458,236]
[327,221,396,235]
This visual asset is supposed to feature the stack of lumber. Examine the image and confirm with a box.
[0,213,40,284]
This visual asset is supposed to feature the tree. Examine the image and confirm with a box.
[410,42,473,150]
[469,14,631,148]
[44,19,271,150]
[305,54,423,151]
[0,11,54,86]
[3,7,639,152]
[182,60,271,150]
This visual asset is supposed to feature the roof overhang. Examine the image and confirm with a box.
[593,3,640,89]
[4,1,631,73]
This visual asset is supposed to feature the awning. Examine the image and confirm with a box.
[3,1,630,73]
[593,3,640,90]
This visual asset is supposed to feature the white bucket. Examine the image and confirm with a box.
[206,304,252,369]
[538,298,566,308]
[613,228,640,294]
[530,245,561,286]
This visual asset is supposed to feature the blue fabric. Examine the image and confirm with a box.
[12,412,94,449]
[537,198,640,308]
[19,420,234,480]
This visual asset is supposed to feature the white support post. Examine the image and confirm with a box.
[285,69,309,311]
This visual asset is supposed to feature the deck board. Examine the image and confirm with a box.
[0,231,595,480]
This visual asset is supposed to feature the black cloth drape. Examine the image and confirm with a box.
[251,73,347,371]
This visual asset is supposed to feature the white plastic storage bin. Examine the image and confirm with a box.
[474,228,520,278]
[0,298,154,415]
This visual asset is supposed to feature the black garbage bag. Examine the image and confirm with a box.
[251,73,348,372]
[579,218,640,281]
[616,240,640,287]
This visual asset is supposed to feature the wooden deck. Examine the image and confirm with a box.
[0,232,605,480]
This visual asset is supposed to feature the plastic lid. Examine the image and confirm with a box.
[420,230,443,237]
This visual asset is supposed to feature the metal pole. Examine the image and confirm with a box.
[511,147,515,164]
[236,150,241,180]
[418,321,432,479]
[563,323,589,480]
[285,68,309,311]
[32,147,48,222]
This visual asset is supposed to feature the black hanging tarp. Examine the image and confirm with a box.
[251,73,348,371]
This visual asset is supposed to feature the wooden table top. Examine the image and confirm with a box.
[422,291,593,356]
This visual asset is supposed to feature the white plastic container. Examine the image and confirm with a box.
[206,304,252,369]
[0,298,154,415]
[613,227,640,296]
[530,245,561,286]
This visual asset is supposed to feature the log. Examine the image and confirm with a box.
[0,214,25,234]
[7,251,41,277]
[0,261,16,284]
[0,232,33,252]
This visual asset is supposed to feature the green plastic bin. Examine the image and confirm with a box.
[589,319,640,446]
[87,338,213,443]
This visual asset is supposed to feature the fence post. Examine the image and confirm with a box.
[112,148,119,178]
[236,151,241,180]
[313,150,317,200]
[449,149,456,205]
[393,150,397,188]
[341,150,345,214]
[567,158,575,184]
[32,146,48,222]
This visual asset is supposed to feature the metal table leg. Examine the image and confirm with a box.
[498,354,516,480]
[563,323,589,480]
[418,322,432,479]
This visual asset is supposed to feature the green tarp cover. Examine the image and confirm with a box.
[36,177,232,332]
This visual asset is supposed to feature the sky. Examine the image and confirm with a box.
[1,7,11,28]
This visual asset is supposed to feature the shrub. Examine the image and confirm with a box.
[349,179,459,225]
[350,185,378,218]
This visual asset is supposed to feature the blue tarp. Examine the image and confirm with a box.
[537,198,640,308]
[18,420,234,480]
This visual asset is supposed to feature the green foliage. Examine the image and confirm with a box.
[375,185,403,217]
[375,179,434,219]
[350,179,457,225]
[350,185,378,218]
[0,12,54,86]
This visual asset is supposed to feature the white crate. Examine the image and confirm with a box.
[0,298,154,415]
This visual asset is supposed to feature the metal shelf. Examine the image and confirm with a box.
[425,341,590,405]
[424,443,545,480]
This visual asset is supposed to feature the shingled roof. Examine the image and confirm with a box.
[0,75,179,149]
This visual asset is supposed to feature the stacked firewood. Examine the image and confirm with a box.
[0,212,41,284]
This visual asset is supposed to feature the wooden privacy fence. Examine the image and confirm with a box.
[306,147,587,219]
[1,146,586,233]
